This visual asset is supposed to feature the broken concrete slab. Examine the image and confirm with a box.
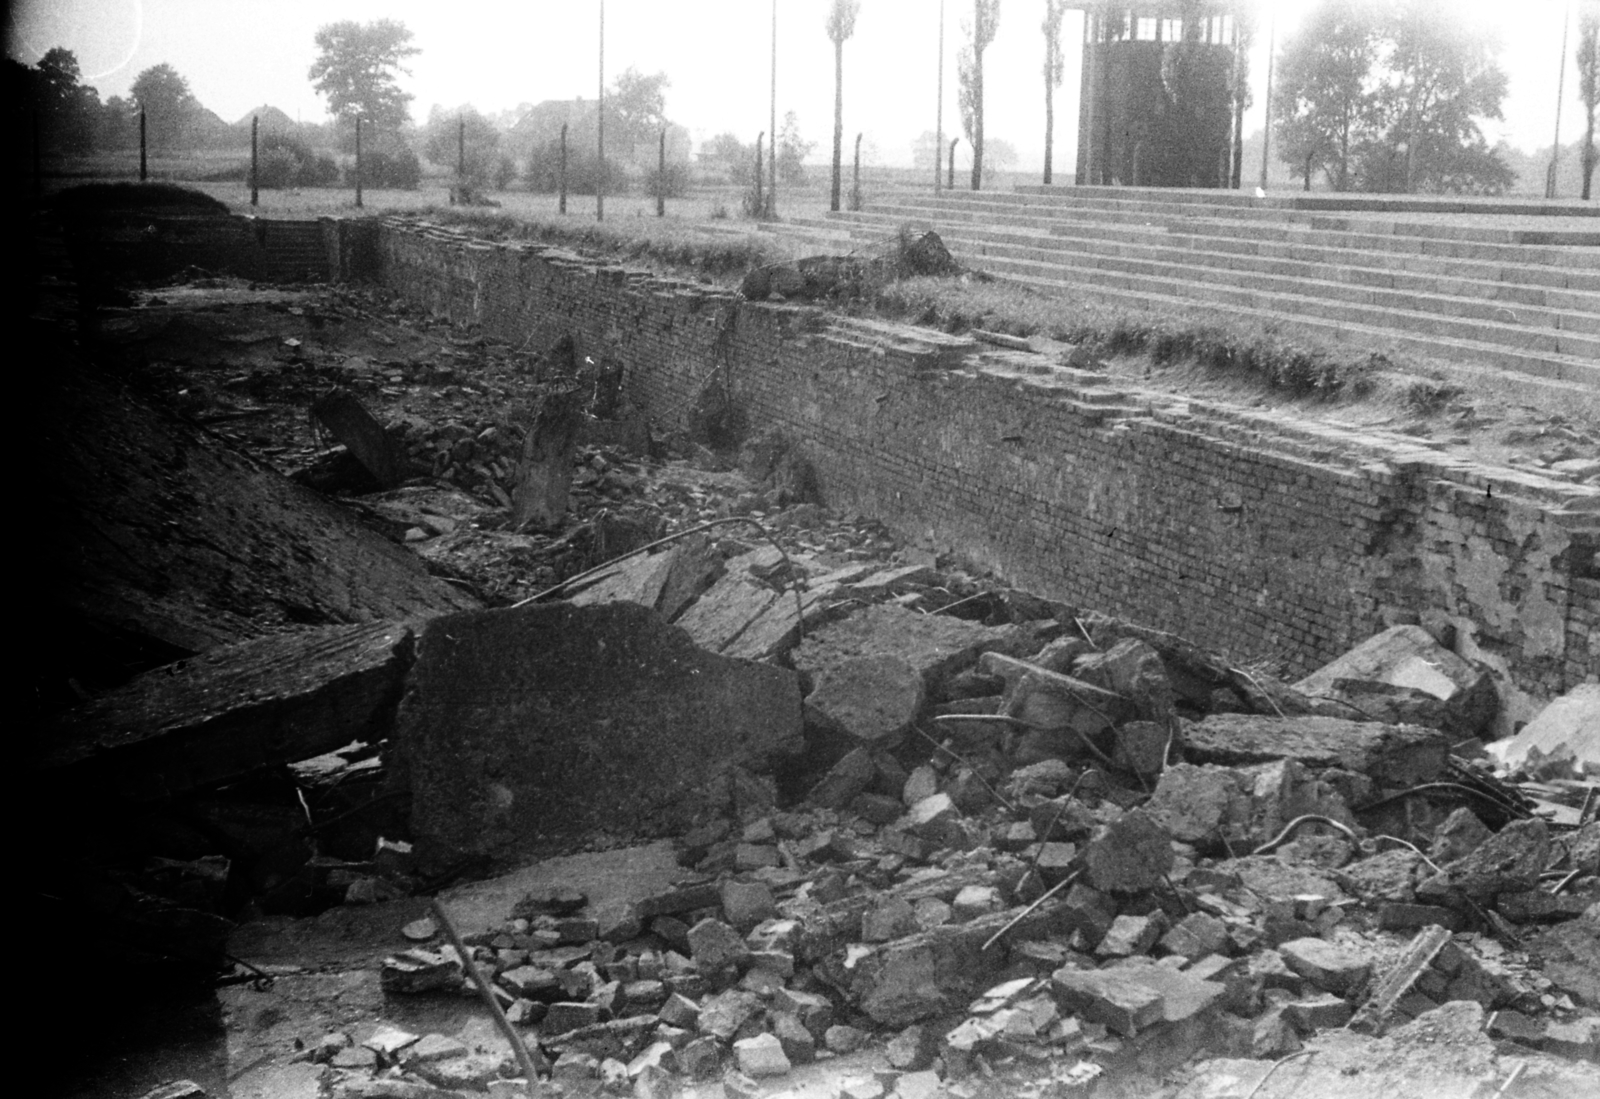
[849,900,1072,1025]
[981,653,1130,751]
[794,603,1026,701]
[1071,638,1177,725]
[1294,624,1497,737]
[1487,683,1600,778]
[1084,809,1174,894]
[311,387,402,489]
[804,655,927,747]
[672,548,785,655]
[396,602,803,871]
[45,620,413,801]
[1181,714,1450,786]
[1277,938,1371,996]
[1417,817,1551,903]
[40,351,478,685]
[1049,965,1166,1037]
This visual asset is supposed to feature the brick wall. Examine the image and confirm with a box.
[372,218,1599,728]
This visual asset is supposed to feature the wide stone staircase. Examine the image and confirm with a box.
[763,185,1600,404]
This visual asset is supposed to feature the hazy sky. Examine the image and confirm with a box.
[6,0,1587,169]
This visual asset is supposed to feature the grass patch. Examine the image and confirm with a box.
[876,275,1380,401]
[416,205,784,278]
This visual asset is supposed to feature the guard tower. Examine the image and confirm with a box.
[1074,1,1243,188]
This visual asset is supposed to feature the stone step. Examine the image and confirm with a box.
[1010,183,1600,219]
[963,249,1600,367]
[868,187,1600,243]
[803,214,1600,348]
[849,200,1600,278]
[758,222,1599,411]
[934,232,1600,338]
[822,212,1600,321]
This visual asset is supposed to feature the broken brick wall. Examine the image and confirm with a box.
[64,213,331,283]
[370,219,1599,730]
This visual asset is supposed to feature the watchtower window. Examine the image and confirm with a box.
[1136,17,1158,40]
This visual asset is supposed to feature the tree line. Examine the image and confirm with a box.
[1273,0,1598,197]
[14,3,1597,201]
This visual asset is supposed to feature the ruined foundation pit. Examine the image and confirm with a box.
[30,203,1600,1099]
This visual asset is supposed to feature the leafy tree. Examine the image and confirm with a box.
[699,132,758,185]
[957,0,1001,190]
[1273,0,1378,191]
[777,110,814,184]
[255,132,338,188]
[984,136,1019,182]
[826,0,861,211]
[1041,0,1068,185]
[1355,0,1512,194]
[34,48,100,153]
[1580,3,1598,200]
[422,104,502,186]
[97,94,138,149]
[131,63,200,151]
[607,67,670,159]
[309,20,419,146]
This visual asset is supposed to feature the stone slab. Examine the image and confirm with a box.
[398,602,803,871]
[45,620,413,800]
[1293,624,1497,735]
[1182,714,1449,784]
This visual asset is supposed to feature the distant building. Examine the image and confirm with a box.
[1072,1,1243,188]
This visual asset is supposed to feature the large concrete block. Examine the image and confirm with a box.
[1182,714,1449,785]
[1487,683,1599,777]
[397,602,803,871]
[1294,625,1498,736]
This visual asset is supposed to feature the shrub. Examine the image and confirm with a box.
[251,132,340,188]
[524,139,629,195]
[346,147,421,189]
[644,160,690,200]
[494,154,517,191]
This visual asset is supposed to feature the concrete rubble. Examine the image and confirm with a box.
[39,272,1597,1099]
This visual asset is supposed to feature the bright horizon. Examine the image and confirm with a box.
[5,0,1588,170]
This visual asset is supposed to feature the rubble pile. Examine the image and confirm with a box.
[44,272,1598,1099]
[320,602,1598,1098]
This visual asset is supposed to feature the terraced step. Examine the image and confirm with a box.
[849,198,1600,279]
[761,217,1599,394]
[956,246,1600,368]
[822,209,1600,316]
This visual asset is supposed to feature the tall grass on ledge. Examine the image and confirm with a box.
[417,206,784,279]
[875,276,1380,401]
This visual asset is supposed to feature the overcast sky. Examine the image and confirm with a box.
[6,0,1587,169]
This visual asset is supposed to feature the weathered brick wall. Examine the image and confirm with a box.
[373,219,1599,727]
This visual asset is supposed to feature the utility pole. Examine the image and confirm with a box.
[853,132,863,211]
[139,108,147,180]
[354,117,363,208]
[1258,13,1275,195]
[560,122,568,214]
[458,114,466,183]
[948,138,958,190]
[755,133,764,214]
[657,130,666,217]
[250,115,259,207]
[935,0,945,192]
[1549,3,1572,198]
[598,0,606,222]
[769,0,778,218]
